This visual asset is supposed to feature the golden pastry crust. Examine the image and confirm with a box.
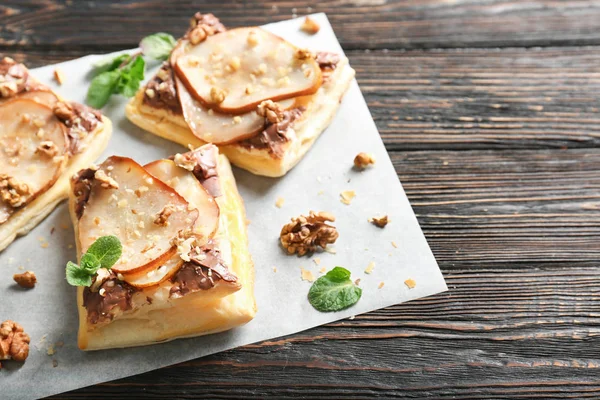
[70,153,256,350]
[126,58,355,177]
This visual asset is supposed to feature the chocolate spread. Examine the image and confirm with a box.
[189,146,221,197]
[54,102,103,154]
[83,276,135,325]
[142,63,182,113]
[72,167,96,219]
[239,107,305,158]
[169,241,236,298]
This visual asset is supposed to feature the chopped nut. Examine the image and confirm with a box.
[0,81,18,98]
[340,190,356,205]
[228,56,241,71]
[301,17,320,34]
[0,174,32,208]
[13,271,36,289]
[154,204,175,226]
[296,48,313,60]
[94,169,119,189]
[173,153,195,171]
[300,267,315,282]
[0,321,30,363]
[117,199,128,208]
[35,141,59,157]
[189,25,208,44]
[404,278,416,289]
[280,211,339,256]
[275,197,285,208]
[273,267,277,273]
[364,261,375,274]
[378,282,385,289]
[53,68,66,85]
[93,216,100,225]
[232,116,242,124]
[257,100,284,124]
[145,88,156,99]
[210,86,226,104]
[319,267,327,274]
[247,30,259,46]
[391,241,398,248]
[369,215,389,228]
[245,85,254,95]
[255,63,268,75]
[354,152,376,169]
[313,257,321,265]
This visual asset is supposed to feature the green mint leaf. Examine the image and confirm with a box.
[115,55,145,98]
[80,253,101,274]
[66,261,93,287]
[86,70,120,108]
[85,235,122,270]
[91,54,130,76]
[140,33,176,61]
[308,266,362,312]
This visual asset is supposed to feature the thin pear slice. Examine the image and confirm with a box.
[175,27,322,114]
[0,98,68,224]
[0,89,59,107]
[121,256,183,288]
[144,158,220,242]
[78,156,198,274]
[176,77,294,145]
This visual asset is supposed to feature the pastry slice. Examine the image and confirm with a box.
[69,144,256,350]
[0,57,112,251]
[126,12,355,177]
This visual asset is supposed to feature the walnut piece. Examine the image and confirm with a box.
[354,152,376,169]
[295,48,313,60]
[0,320,30,365]
[210,87,226,104]
[173,153,195,171]
[0,81,18,98]
[13,271,36,289]
[369,215,389,228]
[280,211,339,256]
[94,169,119,189]
[35,141,59,157]
[53,101,75,123]
[0,174,32,208]
[154,204,175,226]
[301,17,320,34]
[257,100,284,124]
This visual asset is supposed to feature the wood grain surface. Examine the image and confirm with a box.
[2,1,600,399]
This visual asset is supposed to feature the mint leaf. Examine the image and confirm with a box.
[80,253,101,274]
[91,54,130,76]
[86,70,120,108]
[86,235,122,270]
[140,33,176,61]
[308,267,362,312]
[66,261,93,287]
[115,55,145,98]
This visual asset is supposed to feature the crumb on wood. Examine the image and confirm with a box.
[404,278,416,289]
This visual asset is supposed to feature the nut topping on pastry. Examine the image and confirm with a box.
[257,100,284,124]
[0,175,32,208]
[280,211,339,256]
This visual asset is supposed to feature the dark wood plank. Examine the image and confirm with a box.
[4,0,600,50]
[50,149,600,399]
[9,46,600,151]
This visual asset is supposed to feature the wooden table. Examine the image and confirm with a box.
[4,1,600,398]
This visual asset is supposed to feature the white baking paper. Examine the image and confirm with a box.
[1,14,446,399]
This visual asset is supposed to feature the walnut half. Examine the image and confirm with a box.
[0,320,30,366]
[13,271,36,289]
[280,211,339,256]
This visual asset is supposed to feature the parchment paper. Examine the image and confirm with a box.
[1,14,447,399]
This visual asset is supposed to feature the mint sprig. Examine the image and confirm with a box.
[140,33,176,61]
[86,32,176,109]
[65,235,122,287]
[308,267,362,312]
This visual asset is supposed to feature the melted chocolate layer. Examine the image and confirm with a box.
[83,277,135,325]
[72,168,96,219]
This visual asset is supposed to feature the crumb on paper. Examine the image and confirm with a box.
[318,190,325,195]
[340,190,356,205]
[353,152,376,169]
[365,261,375,274]
[13,271,36,288]
[354,278,361,286]
[300,267,315,282]
[68,244,73,249]
[273,267,277,273]
[319,267,326,274]
[378,282,385,289]
[313,257,320,265]
[275,197,285,208]
[18,265,24,271]
[60,223,69,230]
[301,16,320,34]
[391,241,398,248]
[55,341,64,348]
[246,219,251,225]
[7,257,14,264]
[52,359,58,368]
[324,246,337,254]
[46,344,55,356]
[40,242,49,248]
[369,215,389,228]
[404,278,416,289]
[53,68,65,85]
[50,227,55,235]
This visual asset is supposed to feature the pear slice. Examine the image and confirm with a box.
[121,255,183,288]
[0,98,68,224]
[175,27,322,114]
[78,156,198,274]
[144,158,220,241]
[0,89,59,107]
[176,77,294,145]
